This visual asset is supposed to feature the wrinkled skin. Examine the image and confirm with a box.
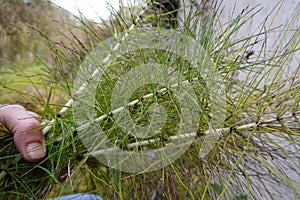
[0,105,46,162]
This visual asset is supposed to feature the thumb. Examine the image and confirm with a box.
[0,105,46,162]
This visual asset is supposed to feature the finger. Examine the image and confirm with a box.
[27,111,48,125]
[27,111,39,119]
[0,105,46,162]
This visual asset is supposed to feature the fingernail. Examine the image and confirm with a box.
[25,142,46,159]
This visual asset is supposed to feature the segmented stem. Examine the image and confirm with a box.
[43,0,151,135]
[0,0,151,182]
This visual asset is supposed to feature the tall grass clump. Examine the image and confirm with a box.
[0,0,299,199]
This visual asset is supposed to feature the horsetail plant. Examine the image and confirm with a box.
[0,0,299,199]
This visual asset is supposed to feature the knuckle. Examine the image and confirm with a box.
[1,105,25,111]
[13,121,41,136]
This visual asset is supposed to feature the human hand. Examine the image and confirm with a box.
[0,105,46,162]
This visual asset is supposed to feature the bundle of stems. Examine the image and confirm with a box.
[0,0,299,199]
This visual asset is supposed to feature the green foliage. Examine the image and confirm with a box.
[0,0,299,199]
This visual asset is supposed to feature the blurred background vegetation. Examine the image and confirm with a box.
[0,0,112,108]
[0,0,73,64]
